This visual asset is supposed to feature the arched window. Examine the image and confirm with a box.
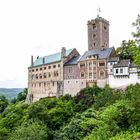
[80,72,85,78]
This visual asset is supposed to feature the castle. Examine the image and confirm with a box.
[27,16,140,103]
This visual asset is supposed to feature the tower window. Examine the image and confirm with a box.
[93,24,96,29]
[93,43,96,46]
[104,26,107,30]
[93,34,96,38]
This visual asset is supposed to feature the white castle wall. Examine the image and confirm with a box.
[97,79,108,88]
[108,73,140,88]
[64,79,86,96]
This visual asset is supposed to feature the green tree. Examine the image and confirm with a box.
[0,96,8,113]
[8,120,51,140]
[11,88,27,103]
[132,14,140,46]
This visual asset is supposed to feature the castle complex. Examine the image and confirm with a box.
[27,16,140,102]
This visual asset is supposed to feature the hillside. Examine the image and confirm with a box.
[0,84,140,140]
[0,88,23,101]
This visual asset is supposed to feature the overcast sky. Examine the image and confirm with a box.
[0,0,139,88]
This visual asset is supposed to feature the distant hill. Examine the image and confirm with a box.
[0,88,24,101]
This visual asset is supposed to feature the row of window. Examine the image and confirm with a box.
[80,71,104,78]
[115,68,123,74]
[30,64,60,72]
[31,71,59,80]
[31,82,55,87]
[80,62,105,68]
[92,23,107,31]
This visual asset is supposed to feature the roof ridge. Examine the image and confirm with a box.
[41,48,74,58]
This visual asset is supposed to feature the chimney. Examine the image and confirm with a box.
[31,56,33,66]
[43,57,45,64]
[61,47,66,59]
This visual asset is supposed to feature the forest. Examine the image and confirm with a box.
[0,84,140,140]
[0,15,140,140]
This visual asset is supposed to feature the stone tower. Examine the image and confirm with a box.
[87,16,109,51]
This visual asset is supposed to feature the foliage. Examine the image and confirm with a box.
[132,14,140,46]
[8,120,50,140]
[0,84,140,140]
[11,88,27,103]
[0,96,8,113]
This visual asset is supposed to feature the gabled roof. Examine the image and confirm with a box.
[113,60,130,68]
[79,47,114,61]
[64,55,81,66]
[32,48,74,67]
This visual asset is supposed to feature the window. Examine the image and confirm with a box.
[32,69,34,72]
[110,69,113,72]
[120,69,123,73]
[104,26,107,30]
[36,68,38,71]
[44,67,46,70]
[69,67,72,73]
[40,68,42,70]
[93,24,96,29]
[44,82,46,87]
[48,66,51,69]
[89,62,92,68]
[29,70,31,72]
[53,65,56,68]
[58,64,60,67]
[93,43,96,46]
[39,83,41,87]
[99,62,105,66]
[81,72,85,78]
[116,69,118,74]
[80,63,85,68]
[93,34,96,38]
[89,72,92,78]
[43,73,47,78]
[110,62,112,65]
[54,71,59,77]
[36,74,38,79]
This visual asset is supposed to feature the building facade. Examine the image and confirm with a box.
[27,16,140,102]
